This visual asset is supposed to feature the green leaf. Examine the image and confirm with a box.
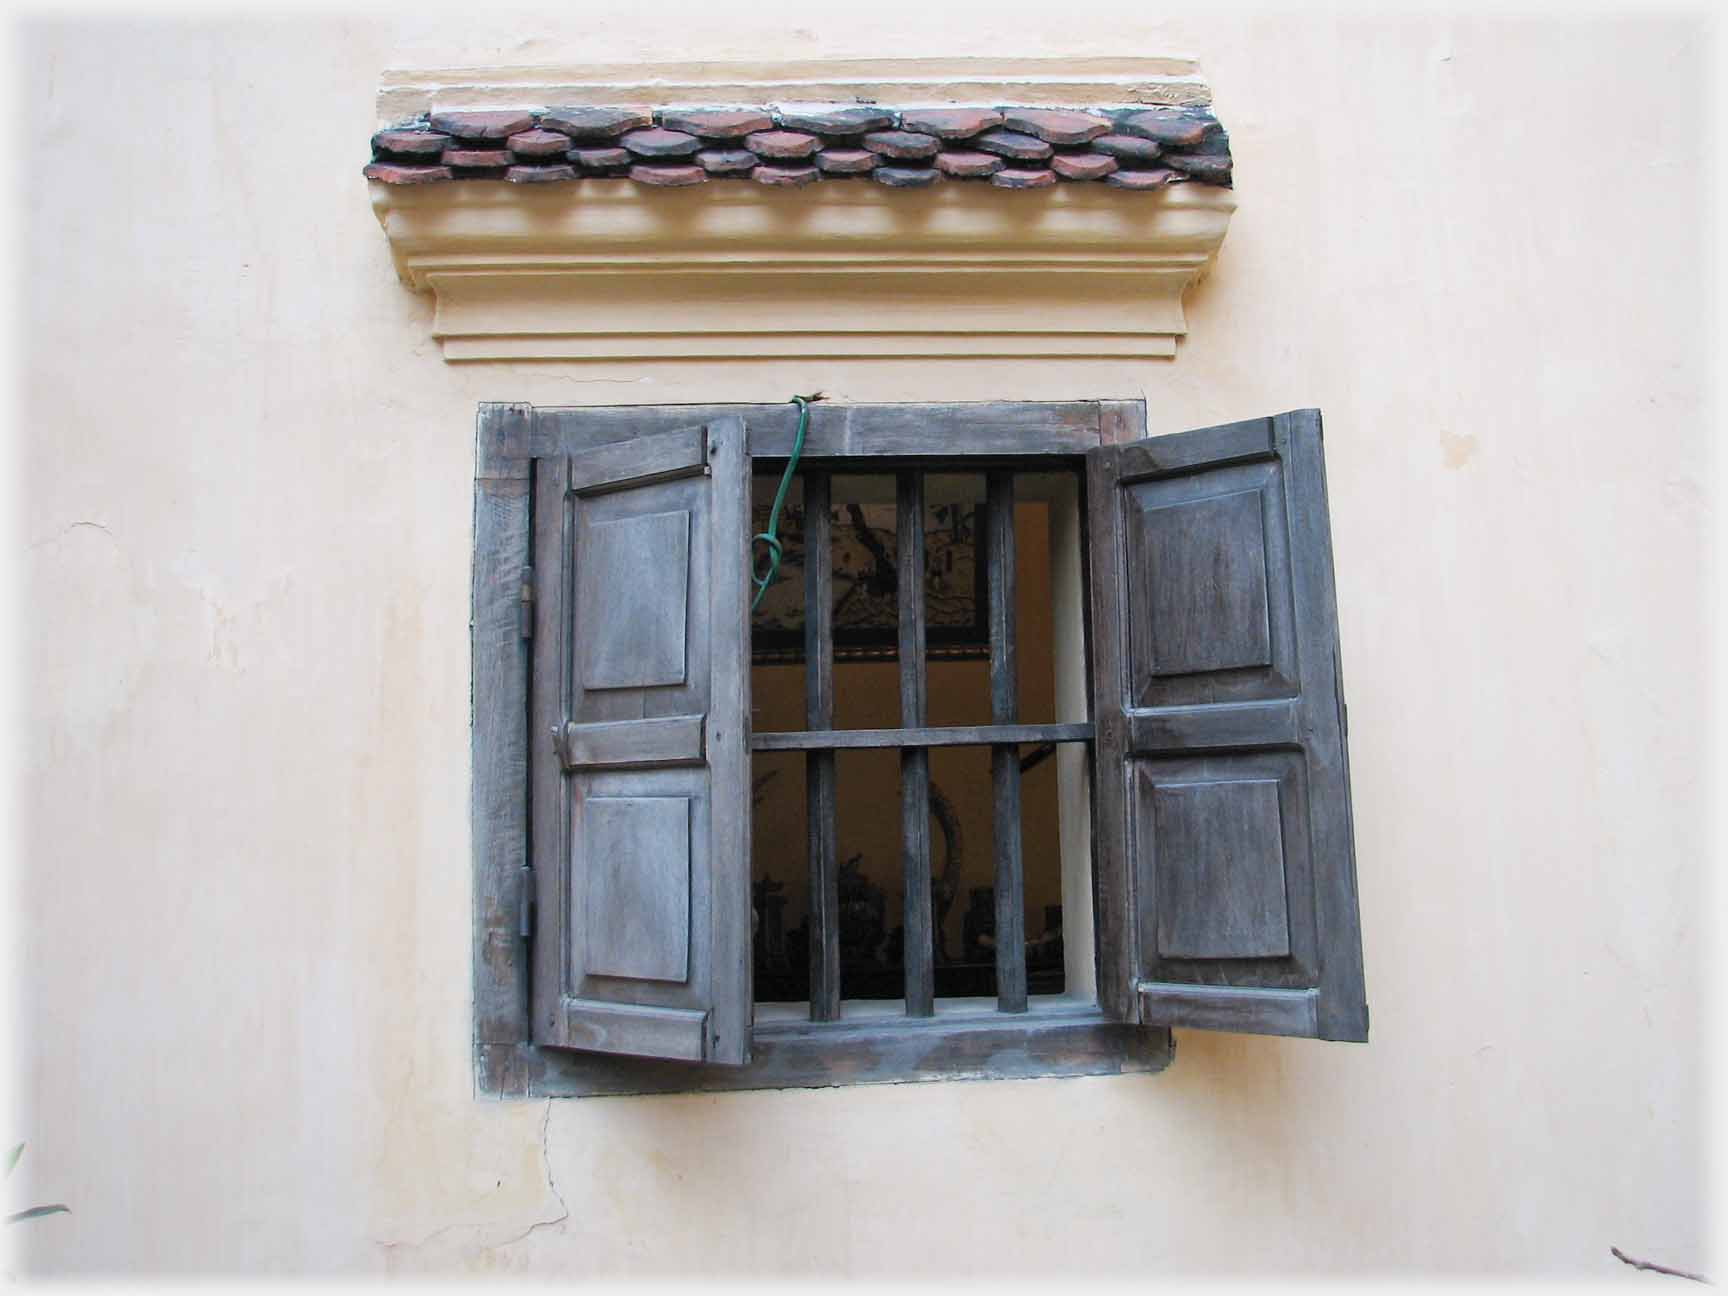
[7,1205,69,1224]
[4,1144,22,1178]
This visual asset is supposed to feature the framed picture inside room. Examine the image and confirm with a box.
[750,488,989,664]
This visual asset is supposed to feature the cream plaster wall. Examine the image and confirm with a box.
[12,6,1712,1278]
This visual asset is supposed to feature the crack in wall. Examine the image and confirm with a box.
[27,520,114,551]
[371,1101,568,1265]
[489,1101,570,1253]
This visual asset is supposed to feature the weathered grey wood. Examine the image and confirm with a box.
[987,471,1027,1013]
[561,1001,709,1062]
[532,415,754,1066]
[529,452,574,1051]
[1151,779,1291,959]
[575,508,691,690]
[472,403,533,1063]
[486,1007,1172,1096]
[1127,700,1300,753]
[1113,415,1276,482]
[1135,489,1273,677]
[521,402,1103,463]
[477,400,535,481]
[987,471,1019,725]
[1131,753,1317,990]
[1136,984,1319,1037]
[898,471,934,1017]
[1098,399,1148,448]
[561,715,705,770]
[1084,444,1138,1023]
[752,722,1093,751]
[803,470,841,1022]
[1122,461,1298,711]
[565,424,709,495]
[583,796,693,982]
[1092,407,1368,1043]
[704,415,755,1063]
[1278,409,1368,1042]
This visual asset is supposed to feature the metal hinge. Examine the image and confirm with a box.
[518,565,535,639]
[519,865,535,944]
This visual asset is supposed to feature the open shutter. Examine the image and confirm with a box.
[1087,409,1367,1041]
[529,417,753,1064]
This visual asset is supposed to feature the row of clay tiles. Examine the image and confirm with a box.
[364,104,1232,191]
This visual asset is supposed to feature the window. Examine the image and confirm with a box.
[472,401,1367,1098]
[747,465,1089,1020]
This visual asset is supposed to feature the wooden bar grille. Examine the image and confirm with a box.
[754,467,1091,1023]
[988,471,1028,1013]
[803,470,842,1023]
[897,471,935,1017]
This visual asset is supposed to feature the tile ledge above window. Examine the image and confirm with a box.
[366,56,1236,365]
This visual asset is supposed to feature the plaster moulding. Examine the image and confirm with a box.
[368,57,1235,364]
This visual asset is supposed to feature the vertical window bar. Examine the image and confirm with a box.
[988,471,1029,1012]
[803,471,841,1021]
[897,471,935,1017]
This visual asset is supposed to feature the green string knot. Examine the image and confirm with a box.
[750,394,816,611]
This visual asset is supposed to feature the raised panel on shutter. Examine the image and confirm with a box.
[1088,409,1367,1042]
[530,417,753,1064]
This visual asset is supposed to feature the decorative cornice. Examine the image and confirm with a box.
[367,58,1236,364]
[376,56,1214,121]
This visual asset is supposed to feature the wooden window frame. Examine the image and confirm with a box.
[472,399,1172,1098]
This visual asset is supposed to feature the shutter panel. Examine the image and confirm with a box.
[1087,409,1367,1041]
[529,417,753,1064]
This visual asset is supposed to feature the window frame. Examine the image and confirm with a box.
[472,399,1171,1098]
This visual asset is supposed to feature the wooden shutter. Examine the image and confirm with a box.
[1087,409,1367,1041]
[529,417,753,1064]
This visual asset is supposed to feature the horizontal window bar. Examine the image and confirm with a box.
[751,722,1093,752]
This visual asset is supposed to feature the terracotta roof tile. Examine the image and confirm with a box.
[364,162,454,184]
[569,147,631,170]
[873,165,941,188]
[991,167,1057,189]
[744,130,820,159]
[900,107,1003,138]
[505,164,578,183]
[1105,167,1181,189]
[1162,152,1232,183]
[815,148,879,174]
[1090,133,1163,164]
[777,105,897,134]
[371,129,449,158]
[429,110,535,141]
[660,108,774,139]
[696,148,760,174]
[442,148,513,168]
[862,130,940,160]
[507,129,574,158]
[628,163,708,186]
[365,101,1232,192]
[999,108,1111,145]
[751,164,820,187]
[1050,152,1118,180]
[1114,108,1209,148]
[539,106,652,138]
[621,128,702,158]
[972,129,1053,161]
[934,150,1004,178]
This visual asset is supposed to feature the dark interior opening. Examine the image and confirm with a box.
[748,470,1067,1005]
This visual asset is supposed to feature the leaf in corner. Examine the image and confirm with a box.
[4,1144,21,1178]
[7,1205,69,1225]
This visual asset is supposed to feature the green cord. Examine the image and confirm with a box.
[751,395,815,611]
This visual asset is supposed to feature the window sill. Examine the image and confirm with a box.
[479,1001,1171,1098]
